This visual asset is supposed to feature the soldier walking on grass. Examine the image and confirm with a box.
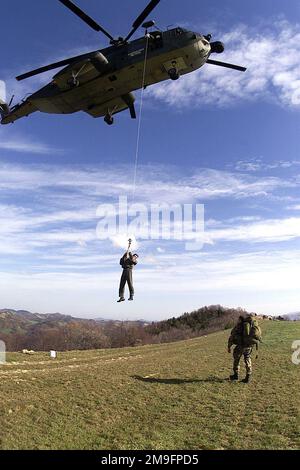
[228,314,262,383]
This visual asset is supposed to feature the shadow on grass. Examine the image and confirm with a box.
[131,375,228,384]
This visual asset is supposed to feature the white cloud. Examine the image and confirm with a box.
[234,158,300,172]
[207,217,300,244]
[0,248,299,318]
[0,126,64,154]
[0,139,63,154]
[0,161,291,202]
[287,204,300,211]
[0,160,299,317]
[0,161,296,258]
[148,21,300,109]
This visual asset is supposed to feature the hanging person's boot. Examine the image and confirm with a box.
[230,373,239,381]
[117,297,125,303]
[128,296,134,301]
[242,374,251,383]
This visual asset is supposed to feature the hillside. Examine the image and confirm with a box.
[283,313,300,321]
[0,320,299,450]
[0,305,268,352]
[0,309,149,351]
[147,305,258,338]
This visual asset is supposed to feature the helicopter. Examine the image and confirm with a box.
[0,0,246,126]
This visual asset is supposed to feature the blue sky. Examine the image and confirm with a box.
[0,0,300,320]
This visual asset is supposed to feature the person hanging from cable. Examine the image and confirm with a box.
[117,239,139,303]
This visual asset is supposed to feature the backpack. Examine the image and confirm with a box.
[231,317,262,347]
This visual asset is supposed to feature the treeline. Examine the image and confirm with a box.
[1,320,153,352]
[0,305,264,352]
[146,305,248,342]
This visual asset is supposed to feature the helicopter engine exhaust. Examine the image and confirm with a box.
[90,52,109,73]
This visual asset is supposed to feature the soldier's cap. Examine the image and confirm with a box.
[133,253,139,257]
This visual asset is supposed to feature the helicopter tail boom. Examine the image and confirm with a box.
[0,99,37,125]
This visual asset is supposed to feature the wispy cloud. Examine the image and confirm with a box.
[0,95,64,155]
[0,159,299,317]
[0,161,294,201]
[287,204,300,211]
[0,137,64,155]
[0,160,298,258]
[148,20,300,109]
[0,247,300,318]
[206,216,300,244]
[234,158,300,172]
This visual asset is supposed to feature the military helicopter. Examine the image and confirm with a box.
[0,0,246,126]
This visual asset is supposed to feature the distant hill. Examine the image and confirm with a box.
[282,312,300,321]
[0,305,271,352]
[0,309,152,352]
[0,308,85,333]
[146,305,260,341]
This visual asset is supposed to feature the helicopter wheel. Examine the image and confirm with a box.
[168,68,180,81]
[104,114,114,125]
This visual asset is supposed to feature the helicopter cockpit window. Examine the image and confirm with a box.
[175,27,187,35]
[149,31,163,50]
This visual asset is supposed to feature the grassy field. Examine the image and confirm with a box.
[0,321,299,450]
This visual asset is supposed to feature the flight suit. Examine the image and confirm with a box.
[119,255,137,298]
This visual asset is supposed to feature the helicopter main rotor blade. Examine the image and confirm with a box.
[58,0,114,41]
[125,0,161,42]
[206,59,247,72]
[16,51,96,81]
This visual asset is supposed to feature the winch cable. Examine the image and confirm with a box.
[132,33,150,203]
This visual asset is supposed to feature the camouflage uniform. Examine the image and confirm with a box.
[233,345,253,375]
[228,317,255,377]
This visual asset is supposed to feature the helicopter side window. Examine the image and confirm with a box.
[150,31,163,50]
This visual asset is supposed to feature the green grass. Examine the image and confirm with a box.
[0,321,299,450]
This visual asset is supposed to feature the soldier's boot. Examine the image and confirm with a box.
[242,374,251,383]
[230,373,239,381]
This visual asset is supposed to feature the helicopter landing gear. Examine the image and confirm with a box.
[67,76,80,88]
[168,68,180,80]
[104,113,114,125]
[168,61,180,80]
